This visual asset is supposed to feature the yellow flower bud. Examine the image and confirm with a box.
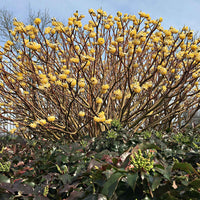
[114,89,123,99]
[133,86,142,93]
[101,84,109,90]
[91,77,98,85]
[59,74,67,80]
[179,33,186,40]
[105,119,112,124]
[97,37,105,45]
[47,116,55,122]
[96,97,103,104]
[116,37,124,43]
[79,111,85,117]
[78,80,85,87]
[34,18,41,25]
[89,32,96,38]
[39,119,47,125]
[71,79,77,87]
[104,24,110,29]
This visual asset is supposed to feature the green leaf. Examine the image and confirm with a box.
[189,179,200,190]
[139,143,161,151]
[155,166,171,180]
[60,173,72,185]
[0,174,10,183]
[173,162,199,176]
[151,176,162,191]
[102,172,125,198]
[127,173,138,191]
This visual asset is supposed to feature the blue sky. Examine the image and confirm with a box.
[0,0,200,34]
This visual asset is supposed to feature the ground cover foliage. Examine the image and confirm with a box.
[0,120,200,199]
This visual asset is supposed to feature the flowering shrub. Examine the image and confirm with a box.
[0,9,200,140]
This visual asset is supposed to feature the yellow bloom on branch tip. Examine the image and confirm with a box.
[133,86,142,93]
[59,74,67,80]
[94,111,106,123]
[89,32,96,38]
[94,116,101,122]
[162,86,167,92]
[71,79,77,87]
[97,37,105,45]
[114,89,123,99]
[10,128,17,134]
[116,37,124,43]
[157,66,167,75]
[101,84,109,90]
[34,18,41,25]
[88,8,95,14]
[70,57,79,63]
[50,75,56,82]
[179,33,186,40]
[109,46,116,54]
[45,27,51,34]
[104,24,110,29]
[30,122,37,128]
[96,97,103,104]
[91,77,98,85]
[105,119,112,124]
[39,119,47,126]
[47,116,56,122]
[192,73,198,78]
[78,80,85,87]
[79,111,85,117]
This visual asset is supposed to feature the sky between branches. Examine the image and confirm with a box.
[0,0,200,35]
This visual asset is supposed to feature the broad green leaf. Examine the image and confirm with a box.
[189,179,200,190]
[139,143,161,151]
[60,173,72,185]
[127,173,138,191]
[151,176,162,191]
[0,174,10,183]
[173,162,199,176]
[102,172,125,198]
[155,167,170,180]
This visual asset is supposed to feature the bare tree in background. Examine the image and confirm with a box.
[0,8,51,44]
[27,8,52,33]
[0,9,14,43]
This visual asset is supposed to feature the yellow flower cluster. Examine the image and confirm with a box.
[114,89,123,99]
[131,82,142,93]
[157,65,167,75]
[47,116,56,122]
[34,18,41,25]
[78,78,85,88]
[93,111,112,124]
[94,111,106,122]
[91,77,98,85]
[96,97,103,104]
[79,111,85,117]
[26,42,41,51]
